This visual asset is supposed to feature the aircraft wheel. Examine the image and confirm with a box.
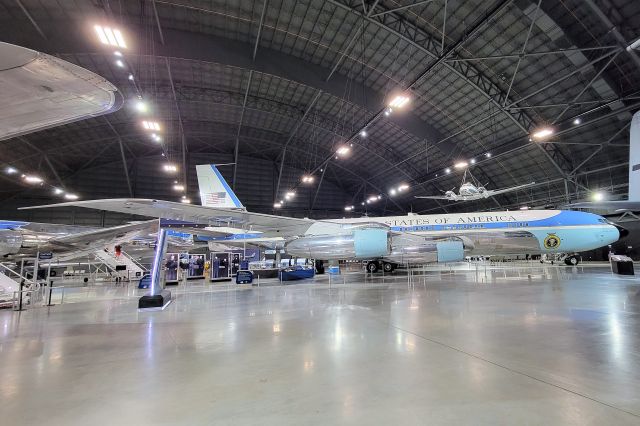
[366,261,379,273]
[383,262,394,273]
[564,255,579,266]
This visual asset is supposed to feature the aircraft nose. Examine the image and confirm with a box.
[615,224,629,239]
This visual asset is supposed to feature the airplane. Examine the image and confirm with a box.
[564,111,640,211]
[0,42,121,141]
[0,220,159,260]
[21,163,625,273]
[415,169,535,201]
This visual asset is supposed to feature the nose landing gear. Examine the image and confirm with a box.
[564,255,580,266]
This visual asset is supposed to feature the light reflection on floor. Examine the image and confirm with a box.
[0,264,639,424]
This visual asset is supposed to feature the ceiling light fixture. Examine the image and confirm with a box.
[135,100,147,113]
[53,188,64,195]
[23,175,43,184]
[531,127,554,140]
[470,158,476,164]
[592,191,605,201]
[142,120,160,131]
[5,166,17,174]
[173,184,185,191]
[336,146,350,156]
[115,59,124,68]
[485,152,492,158]
[64,193,79,200]
[389,188,397,196]
[128,74,134,81]
[163,164,178,173]
[445,168,451,174]
[388,94,410,109]
[302,175,314,183]
[181,198,191,204]
[274,202,282,208]
[344,206,353,211]
[398,184,409,192]
[359,130,367,138]
[94,25,127,48]
[114,51,122,57]
[454,161,469,169]
[573,118,582,125]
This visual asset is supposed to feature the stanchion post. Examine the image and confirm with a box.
[17,281,24,311]
[47,285,54,306]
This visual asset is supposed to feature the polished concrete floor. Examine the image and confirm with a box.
[1,265,640,425]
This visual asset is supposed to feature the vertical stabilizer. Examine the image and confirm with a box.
[630,111,640,201]
[196,165,244,209]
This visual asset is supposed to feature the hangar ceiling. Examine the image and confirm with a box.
[0,0,638,220]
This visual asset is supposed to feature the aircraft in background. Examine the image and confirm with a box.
[416,169,535,202]
[0,220,159,260]
[565,111,640,211]
[22,164,624,272]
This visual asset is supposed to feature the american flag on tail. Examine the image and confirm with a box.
[205,192,227,205]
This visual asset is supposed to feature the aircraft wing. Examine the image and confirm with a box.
[46,219,158,250]
[20,198,316,237]
[485,182,536,197]
[563,201,640,211]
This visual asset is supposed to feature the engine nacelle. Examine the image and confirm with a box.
[0,230,23,256]
[385,237,465,264]
[286,228,390,260]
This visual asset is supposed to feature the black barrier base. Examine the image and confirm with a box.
[138,290,172,310]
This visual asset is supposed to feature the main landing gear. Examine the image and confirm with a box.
[366,261,396,273]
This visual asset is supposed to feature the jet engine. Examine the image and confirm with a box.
[285,228,390,260]
[0,230,23,257]
[385,234,466,264]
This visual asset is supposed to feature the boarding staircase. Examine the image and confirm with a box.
[93,249,147,280]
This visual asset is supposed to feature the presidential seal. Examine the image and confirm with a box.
[544,234,561,249]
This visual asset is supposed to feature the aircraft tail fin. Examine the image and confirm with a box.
[196,164,244,209]
[629,111,640,201]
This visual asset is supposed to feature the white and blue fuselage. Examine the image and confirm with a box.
[299,209,620,259]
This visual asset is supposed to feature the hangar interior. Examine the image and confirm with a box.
[0,0,639,424]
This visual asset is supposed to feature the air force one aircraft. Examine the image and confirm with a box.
[22,164,624,271]
[416,181,536,202]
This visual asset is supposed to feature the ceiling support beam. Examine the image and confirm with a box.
[569,123,630,176]
[504,0,541,106]
[117,138,133,197]
[310,164,328,214]
[325,0,380,82]
[233,70,253,189]
[274,90,322,201]
[18,138,72,174]
[583,0,640,72]
[370,0,435,18]
[151,0,165,45]
[103,119,134,197]
[43,155,66,190]
[15,0,46,40]
[165,57,188,190]
[552,50,622,124]
[252,0,268,61]
[446,45,620,62]
[440,0,447,54]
